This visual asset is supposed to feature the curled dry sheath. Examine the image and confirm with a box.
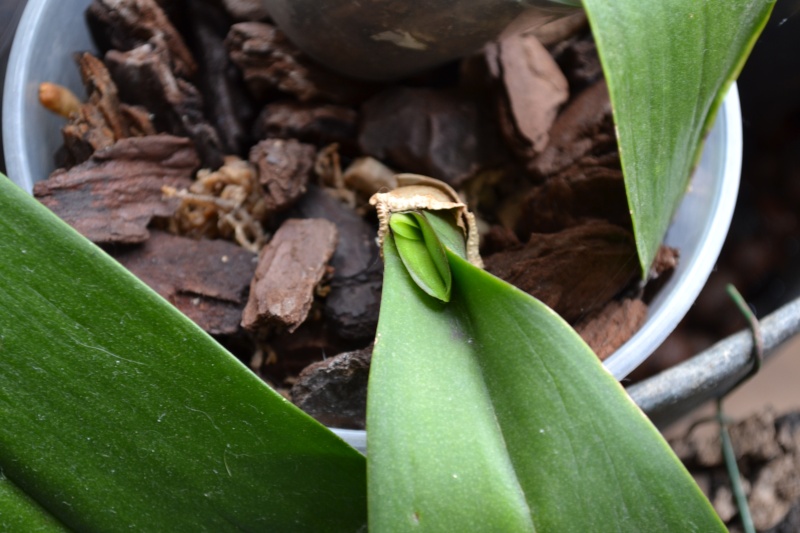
[369,173,483,268]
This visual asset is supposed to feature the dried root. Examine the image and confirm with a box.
[164,156,268,252]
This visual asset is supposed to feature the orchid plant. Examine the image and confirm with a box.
[0,0,774,531]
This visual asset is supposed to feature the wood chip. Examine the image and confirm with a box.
[106,43,224,168]
[358,87,490,186]
[253,101,358,149]
[484,221,640,323]
[86,0,197,77]
[186,0,257,156]
[574,298,648,360]
[487,32,568,155]
[291,186,382,341]
[33,135,199,244]
[248,138,315,215]
[530,80,614,178]
[57,53,156,167]
[242,218,338,333]
[111,230,257,335]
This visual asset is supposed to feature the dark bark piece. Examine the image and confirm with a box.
[480,224,522,257]
[549,24,604,94]
[86,0,197,77]
[111,230,257,335]
[253,101,358,149]
[574,298,648,360]
[225,22,375,104]
[290,345,372,430]
[530,80,615,178]
[106,43,224,168]
[486,32,568,156]
[292,186,383,341]
[34,135,199,244]
[60,52,156,166]
[220,0,269,21]
[242,218,338,333]
[514,166,629,236]
[358,87,489,186]
[248,138,315,215]
[483,221,640,323]
[186,0,257,156]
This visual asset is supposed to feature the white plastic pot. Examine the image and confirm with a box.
[4,0,741,452]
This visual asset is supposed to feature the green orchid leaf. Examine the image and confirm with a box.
[0,475,67,532]
[368,222,725,532]
[389,212,452,302]
[0,174,366,532]
[582,0,773,274]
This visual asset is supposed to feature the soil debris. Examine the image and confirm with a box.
[55,53,156,167]
[672,410,800,532]
[185,0,257,156]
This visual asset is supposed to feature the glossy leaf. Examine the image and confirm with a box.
[389,212,452,302]
[0,175,366,532]
[582,0,774,273]
[367,220,725,532]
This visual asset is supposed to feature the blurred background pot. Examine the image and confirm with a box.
[3,0,742,451]
[260,0,581,81]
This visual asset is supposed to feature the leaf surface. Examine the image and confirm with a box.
[367,223,725,532]
[0,175,366,532]
[582,0,773,273]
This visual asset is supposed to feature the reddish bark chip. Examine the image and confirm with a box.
[249,138,316,215]
[487,32,569,155]
[530,80,614,178]
[86,0,197,77]
[253,101,358,148]
[575,298,648,360]
[34,135,199,244]
[242,218,338,333]
[60,53,156,166]
[292,186,383,341]
[484,221,640,323]
[106,44,224,168]
[111,230,257,335]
